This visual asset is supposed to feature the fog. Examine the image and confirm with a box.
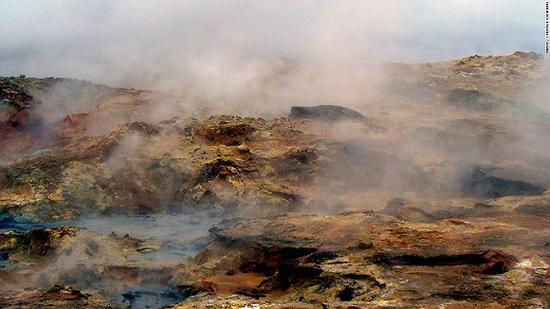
[0,1,544,121]
[0,1,542,89]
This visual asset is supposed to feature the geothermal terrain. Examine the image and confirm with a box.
[0,52,549,308]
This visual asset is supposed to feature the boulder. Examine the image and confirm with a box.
[462,167,545,198]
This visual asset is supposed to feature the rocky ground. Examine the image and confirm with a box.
[0,52,549,308]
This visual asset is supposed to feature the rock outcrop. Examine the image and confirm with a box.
[290,105,367,122]
[168,209,549,307]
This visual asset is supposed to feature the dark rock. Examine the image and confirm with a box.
[304,251,339,263]
[336,284,359,301]
[462,167,545,198]
[289,105,367,122]
[370,250,516,274]
[28,229,53,255]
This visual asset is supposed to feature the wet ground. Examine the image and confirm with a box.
[0,211,222,308]
[75,212,217,265]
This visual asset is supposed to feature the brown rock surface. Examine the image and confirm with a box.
[171,210,549,307]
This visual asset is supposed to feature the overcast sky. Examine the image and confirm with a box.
[0,1,544,87]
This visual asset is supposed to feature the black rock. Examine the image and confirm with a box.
[289,105,367,122]
[462,167,545,198]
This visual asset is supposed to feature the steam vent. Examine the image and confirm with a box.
[1,2,549,308]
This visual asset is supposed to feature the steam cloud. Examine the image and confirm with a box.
[0,1,542,89]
